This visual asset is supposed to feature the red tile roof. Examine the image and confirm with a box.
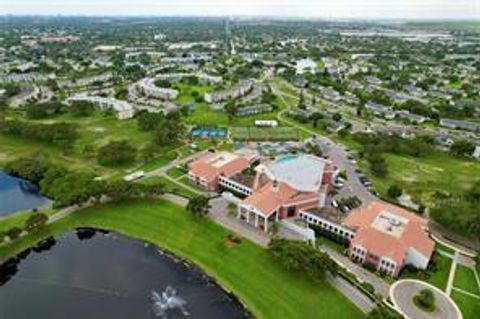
[188,152,249,183]
[343,202,434,265]
[242,181,319,216]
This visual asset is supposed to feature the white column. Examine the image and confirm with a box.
[254,214,259,227]
[275,211,279,222]
[246,210,250,223]
[264,216,268,232]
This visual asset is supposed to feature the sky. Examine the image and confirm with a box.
[0,0,479,20]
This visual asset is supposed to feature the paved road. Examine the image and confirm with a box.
[272,83,376,206]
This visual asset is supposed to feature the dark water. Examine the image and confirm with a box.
[0,230,250,319]
[0,171,50,217]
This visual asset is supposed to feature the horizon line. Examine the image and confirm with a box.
[0,14,479,22]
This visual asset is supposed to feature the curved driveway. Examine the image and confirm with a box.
[390,279,462,319]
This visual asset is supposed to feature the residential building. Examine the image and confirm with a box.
[136,77,179,100]
[204,80,254,103]
[67,95,135,119]
[439,119,480,132]
[295,58,317,75]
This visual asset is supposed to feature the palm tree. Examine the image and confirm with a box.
[186,196,210,218]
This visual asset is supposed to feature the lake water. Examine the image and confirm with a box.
[0,230,250,319]
[0,171,50,217]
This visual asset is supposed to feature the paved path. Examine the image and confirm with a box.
[327,274,376,313]
[319,245,391,298]
[390,279,463,319]
[208,197,270,247]
[446,252,458,296]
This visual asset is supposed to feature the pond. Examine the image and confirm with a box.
[0,171,50,217]
[0,230,250,319]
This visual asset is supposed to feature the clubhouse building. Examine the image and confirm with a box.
[188,151,434,276]
[188,152,337,232]
[299,201,435,277]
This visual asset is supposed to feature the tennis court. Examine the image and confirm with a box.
[190,127,228,139]
[230,127,299,141]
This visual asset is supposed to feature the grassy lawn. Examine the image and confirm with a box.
[0,208,56,233]
[0,111,154,177]
[230,126,299,141]
[0,199,364,319]
[166,166,187,179]
[139,176,197,198]
[435,241,456,255]
[454,265,480,295]
[451,291,480,319]
[399,252,452,290]
[359,151,480,206]
[185,98,284,128]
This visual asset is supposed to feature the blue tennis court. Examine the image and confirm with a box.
[190,127,228,139]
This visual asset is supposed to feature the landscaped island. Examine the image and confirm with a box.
[0,199,365,319]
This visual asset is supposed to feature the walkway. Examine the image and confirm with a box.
[327,274,376,314]
[208,197,270,247]
[319,245,391,298]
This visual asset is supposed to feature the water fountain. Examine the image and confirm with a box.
[151,286,189,318]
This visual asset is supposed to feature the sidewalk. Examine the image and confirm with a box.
[319,245,391,298]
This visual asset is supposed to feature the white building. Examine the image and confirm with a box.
[295,58,317,75]
[67,95,135,120]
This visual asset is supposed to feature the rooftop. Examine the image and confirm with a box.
[265,154,327,192]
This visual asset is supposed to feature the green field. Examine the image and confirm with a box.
[359,151,480,206]
[451,291,480,319]
[454,266,480,295]
[400,252,452,290]
[139,176,197,199]
[0,199,364,319]
[0,110,154,176]
[230,126,299,141]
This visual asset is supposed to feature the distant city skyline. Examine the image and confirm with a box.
[1,0,479,20]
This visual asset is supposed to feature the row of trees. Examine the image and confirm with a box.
[1,212,49,244]
[5,154,165,208]
[0,119,78,149]
[430,181,480,238]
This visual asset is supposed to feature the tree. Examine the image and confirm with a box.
[367,306,403,319]
[97,140,137,166]
[387,185,403,198]
[137,111,165,131]
[26,102,64,119]
[25,212,49,232]
[414,289,436,312]
[5,154,50,184]
[450,140,475,157]
[186,196,210,218]
[268,239,337,281]
[6,227,22,240]
[71,100,95,117]
[368,155,388,177]
[332,113,342,122]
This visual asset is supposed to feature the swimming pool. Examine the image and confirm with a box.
[275,154,298,163]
